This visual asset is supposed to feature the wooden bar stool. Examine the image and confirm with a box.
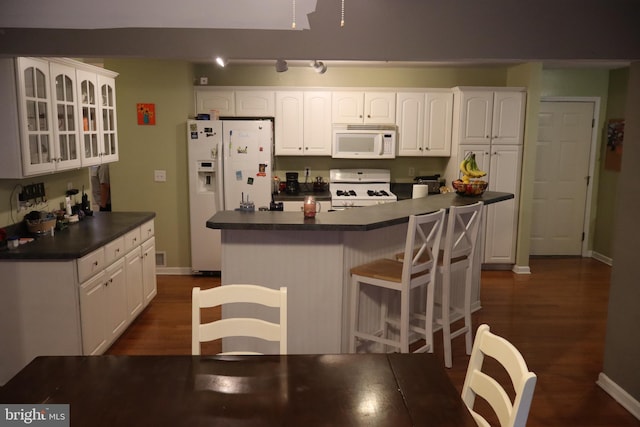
[437,202,483,368]
[349,209,445,353]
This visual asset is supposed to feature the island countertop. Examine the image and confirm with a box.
[207,191,513,232]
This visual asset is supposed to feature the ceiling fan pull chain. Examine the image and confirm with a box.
[292,0,296,29]
[341,0,345,27]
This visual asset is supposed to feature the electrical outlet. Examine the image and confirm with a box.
[408,167,415,177]
[154,170,167,182]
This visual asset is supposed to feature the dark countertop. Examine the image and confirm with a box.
[0,211,156,261]
[207,191,512,232]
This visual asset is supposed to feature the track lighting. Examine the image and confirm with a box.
[275,59,288,72]
[215,57,226,67]
[311,60,327,74]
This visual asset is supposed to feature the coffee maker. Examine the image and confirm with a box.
[285,172,300,194]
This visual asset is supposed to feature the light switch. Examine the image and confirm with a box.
[154,170,167,182]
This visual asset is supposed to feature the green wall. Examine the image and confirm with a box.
[595,69,627,258]
[0,168,90,229]
[104,59,195,268]
[506,63,543,269]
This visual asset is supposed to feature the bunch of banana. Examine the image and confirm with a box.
[459,153,487,182]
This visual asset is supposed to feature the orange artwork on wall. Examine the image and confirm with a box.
[137,103,156,125]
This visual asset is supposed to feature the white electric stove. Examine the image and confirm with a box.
[329,169,398,209]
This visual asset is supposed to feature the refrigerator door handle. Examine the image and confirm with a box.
[217,141,225,211]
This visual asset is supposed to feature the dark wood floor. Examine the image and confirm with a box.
[107,257,640,427]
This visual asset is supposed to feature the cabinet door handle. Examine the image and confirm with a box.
[93,261,99,266]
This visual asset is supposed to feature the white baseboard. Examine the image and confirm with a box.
[597,373,640,420]
[591,251,613,266]
[157,266,193,275]
[512,264,531,274]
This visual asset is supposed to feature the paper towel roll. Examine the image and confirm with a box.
[412,184,429,199]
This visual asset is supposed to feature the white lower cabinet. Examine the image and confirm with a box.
[456,144,522,264]
[105,259,128,342]
[0,216,156,386]
[77,220,156,354]
[79,258,127,355]
[142,237,157,304]
[79,270,108,355]
[125,246,144,319]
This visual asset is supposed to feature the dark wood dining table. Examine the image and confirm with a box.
[0,353,476,426]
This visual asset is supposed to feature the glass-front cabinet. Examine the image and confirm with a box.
[98,75,118,163]
[50,62,81,170]
[77,69,101,166]
[17,57,55,176]
[0,57,119,178]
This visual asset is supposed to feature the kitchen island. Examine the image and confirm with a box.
[207,192,512,354]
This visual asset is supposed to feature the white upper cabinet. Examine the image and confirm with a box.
[98,74,118,163]
[0,57,118,178]
[195,89,235,116]
[235,90,275,117]
[332,91,395,124]
[302,91,332,155]
[195,89,274,117]
[50,61,82,171]
[77,69,101,166]
[15,58,56,176]
[275,90,331,156]
[457,90,525,145]
[275,91,304,155]
[396,91,453,157]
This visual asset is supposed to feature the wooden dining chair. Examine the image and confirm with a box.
[461,324,537,427]
[192,284,287,355]
[349,209,445,353]
[437,201,483,368]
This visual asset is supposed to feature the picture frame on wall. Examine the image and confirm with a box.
[137,103,156,125]
[605,119,624,171]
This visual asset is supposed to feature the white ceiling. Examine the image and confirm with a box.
[0,0,638,66]
[0,0,317,30]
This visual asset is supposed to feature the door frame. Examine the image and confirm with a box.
[538,96,600,257]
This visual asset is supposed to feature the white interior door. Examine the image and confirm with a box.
[531,101,595,255]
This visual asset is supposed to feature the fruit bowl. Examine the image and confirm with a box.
[452,179,488,197]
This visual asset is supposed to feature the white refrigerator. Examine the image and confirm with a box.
[187,119,273,272]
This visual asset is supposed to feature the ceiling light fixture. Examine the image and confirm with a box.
[275,59,288,72]
[311,60,327,74]
[215,57,226,67]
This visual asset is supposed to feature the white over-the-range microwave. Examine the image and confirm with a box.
[332,124,396,159]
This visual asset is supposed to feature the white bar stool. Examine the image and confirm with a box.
[437,201,483,368]
[349,209,445,353]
